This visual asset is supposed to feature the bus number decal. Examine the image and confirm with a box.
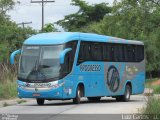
[80,65,101,72]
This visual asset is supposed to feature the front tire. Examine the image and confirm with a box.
[36,98,45,105]
[116,85,131,102]
[73,86,82,104]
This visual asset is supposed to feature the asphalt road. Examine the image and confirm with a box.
[0,95,146,120]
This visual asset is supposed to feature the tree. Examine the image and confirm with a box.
[0,0,16,13]
[0,0,36,62]
[147,0,160,5]
[43,23,58,32]
[56,0,112,31]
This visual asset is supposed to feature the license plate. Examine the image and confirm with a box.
[33,93,40,97]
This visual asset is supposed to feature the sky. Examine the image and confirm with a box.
[8,0,116,30]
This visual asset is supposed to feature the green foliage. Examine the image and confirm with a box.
[143,97,160,114]
[0,0,16,13]
[56,0,111,31]
[0,79,17,99]
[145,78,160,94]
[153,86,160,94]
[43,23,58,32]
[0,22,36,61]
[0,0,36,62]
[0,63,17,99]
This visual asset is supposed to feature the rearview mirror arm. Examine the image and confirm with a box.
[10,49,21,65]
[60,48,72,64]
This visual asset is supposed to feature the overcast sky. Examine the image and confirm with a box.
[8,0,116,30]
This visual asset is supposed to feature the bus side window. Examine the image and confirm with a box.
[124,45,128,62]
[114,44,119,62]
[128,45,136,62]
[127,45,132,62]
[135,45,144,62]
[64,41,78,73]
[116,44,123,62]
[78,42,91,64]
[84,43,91,61]
[103,43,113,61]
[77,42,83,64]
[110,44,114,61]
[103,43,108,61]
[132,45,136,62]
[90,42,102,61]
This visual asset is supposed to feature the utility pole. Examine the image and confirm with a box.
[17,22,32,29]
[31,0,55,31]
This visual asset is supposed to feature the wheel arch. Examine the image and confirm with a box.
[76,82,85,97]
[125,81,132,94]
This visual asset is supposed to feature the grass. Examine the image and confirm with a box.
[141,97,160,120]
[0,63,17,100]
[145,78,160,94]
[0,81,17,100]
[145,85,160,94]
[142,79,160,119]
[151,86,160,94]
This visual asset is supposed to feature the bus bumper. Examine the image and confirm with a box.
[17,80,64,99]
[18,87,63,99]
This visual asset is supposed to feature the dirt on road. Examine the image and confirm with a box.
[151,79,160,86]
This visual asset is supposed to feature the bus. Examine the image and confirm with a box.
[10,32,145,105]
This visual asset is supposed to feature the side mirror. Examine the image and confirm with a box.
[60,48,72,64]
[10,49,21,65]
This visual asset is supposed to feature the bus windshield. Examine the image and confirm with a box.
[18,45,64,82]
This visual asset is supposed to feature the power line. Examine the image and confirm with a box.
[31,0,55,31]
[31,0,55,3]
[17,22,32,29]
[15,4,67,6]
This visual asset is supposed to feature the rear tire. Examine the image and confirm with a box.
[36,98,45,105]
[116,85,131,102]
[73,86,82,104]
[87,97,101,102]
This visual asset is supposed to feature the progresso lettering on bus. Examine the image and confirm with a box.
[80,64,101,72]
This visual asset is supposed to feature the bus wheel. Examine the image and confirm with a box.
[73,86,82,104]
[87,97,101,102]
[36,98,45,105]
[116,85,131,102]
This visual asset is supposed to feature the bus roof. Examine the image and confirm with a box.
[24,32,144,45]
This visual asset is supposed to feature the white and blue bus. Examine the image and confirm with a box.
[10,32,145,105]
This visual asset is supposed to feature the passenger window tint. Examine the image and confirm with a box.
[90,43,102,61]
[77,41,144,64]
[135,45,144,62]
[127,45,134,62]
[78,42,91,62]
[78,41,103,64]
[64,41,78,73]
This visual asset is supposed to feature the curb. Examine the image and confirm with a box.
[0,98,31,108]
